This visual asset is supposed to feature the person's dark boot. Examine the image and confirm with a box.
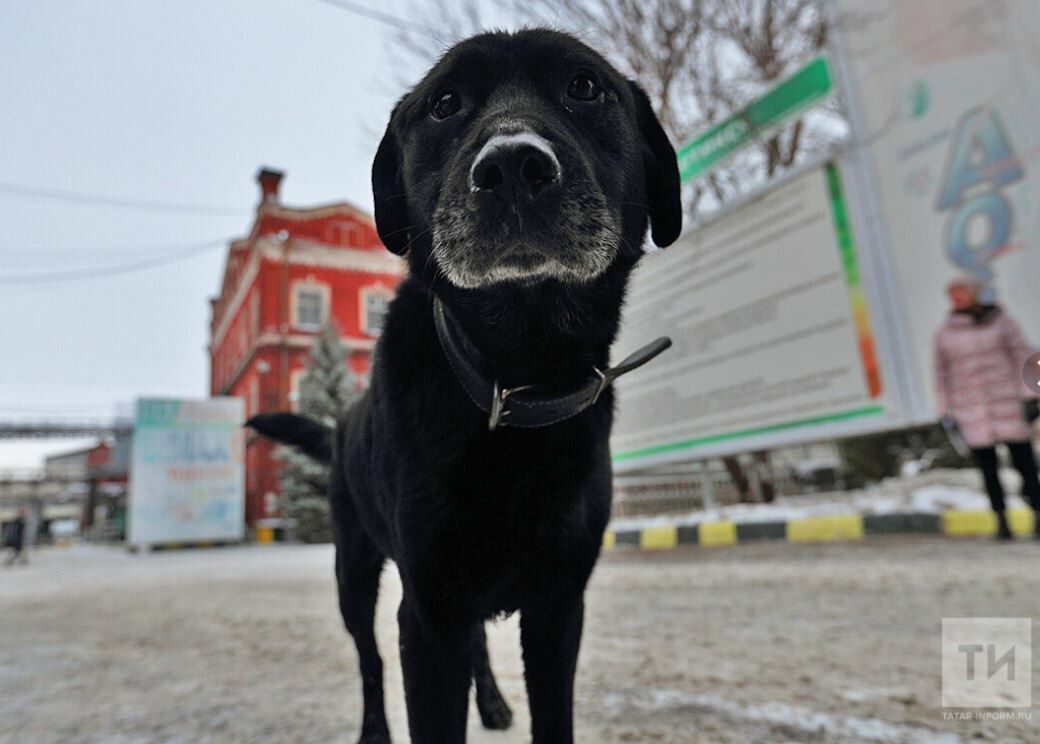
[995,512,1013,541]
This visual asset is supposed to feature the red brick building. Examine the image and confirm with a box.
[209,169,405,529]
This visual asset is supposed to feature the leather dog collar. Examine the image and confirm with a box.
[433,296,672,431]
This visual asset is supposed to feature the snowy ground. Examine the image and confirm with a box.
[611,468,1033,531]
[2,537,1038,743]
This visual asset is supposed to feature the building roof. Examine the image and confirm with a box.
[209,170,404,336]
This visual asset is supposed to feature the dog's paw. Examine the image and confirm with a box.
[357,731,391,744]
[477,694,513,730]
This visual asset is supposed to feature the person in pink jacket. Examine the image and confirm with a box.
[934,276,1040,539]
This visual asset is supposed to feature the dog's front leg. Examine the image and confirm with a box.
[472,623,513,730]
[397,596,473,744]
[521,595,585,744]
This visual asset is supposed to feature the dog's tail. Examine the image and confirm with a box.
[245,413,333,464]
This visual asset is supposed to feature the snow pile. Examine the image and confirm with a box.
[611,468,1031,531]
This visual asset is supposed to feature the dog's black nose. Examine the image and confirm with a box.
[470,132,561,201]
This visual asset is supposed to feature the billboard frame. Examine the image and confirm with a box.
[127,396,245,550]
[612,152,920,473]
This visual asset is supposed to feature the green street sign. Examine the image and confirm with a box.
[677,56,833,182]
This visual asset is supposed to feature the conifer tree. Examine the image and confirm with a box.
[278,322,362,542]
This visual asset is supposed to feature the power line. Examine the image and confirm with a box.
[309,0,438,37]
[0,240,231,266]
[0,404,113,414]
[0,238,228,286]
[0,181,250,216]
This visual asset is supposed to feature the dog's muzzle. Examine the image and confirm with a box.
[470,131,561,203]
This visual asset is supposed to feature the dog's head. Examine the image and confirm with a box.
[372,29,681,290]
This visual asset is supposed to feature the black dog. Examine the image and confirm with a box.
[247,28,681,744]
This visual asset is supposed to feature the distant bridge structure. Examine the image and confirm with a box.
[0,419,133,440]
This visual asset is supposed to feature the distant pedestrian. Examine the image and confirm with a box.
[4,504,29,565]
[933,276,1040,539]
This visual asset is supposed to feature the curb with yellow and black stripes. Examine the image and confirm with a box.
[129,540,239,552]
[602,508,1038,550]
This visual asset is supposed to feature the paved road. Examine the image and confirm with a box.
[1,536,1038,743]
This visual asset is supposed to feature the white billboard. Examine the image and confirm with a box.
[128,397,245,546]
[835,0,1040,420]
[612,162,901,470]
[611,2,1040,470]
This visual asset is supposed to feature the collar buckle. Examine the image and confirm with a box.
[590,367,609,405]
[488,381,535,431]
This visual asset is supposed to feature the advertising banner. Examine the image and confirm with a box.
[613,2,1040,470]
[677,57,833,182]
[612,162,897,470]
[128,397,245,546]
[836,0,1040,419]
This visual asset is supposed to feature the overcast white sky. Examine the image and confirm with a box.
[0,0,453,467]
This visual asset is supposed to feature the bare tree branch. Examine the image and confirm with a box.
[384,0,845,218]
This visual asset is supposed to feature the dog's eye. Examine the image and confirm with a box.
[431,91,461,120]
[567,72,602,102]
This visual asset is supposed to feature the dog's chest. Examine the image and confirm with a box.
[372,288,615,614]
[395,437,610,616]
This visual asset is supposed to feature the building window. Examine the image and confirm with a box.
[330,221,358,247]
[288,369,304,413]
[361,287,392,336]
[293,283,328,330]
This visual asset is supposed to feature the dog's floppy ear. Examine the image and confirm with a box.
[628,81,682,247]
[372,114,410,255]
